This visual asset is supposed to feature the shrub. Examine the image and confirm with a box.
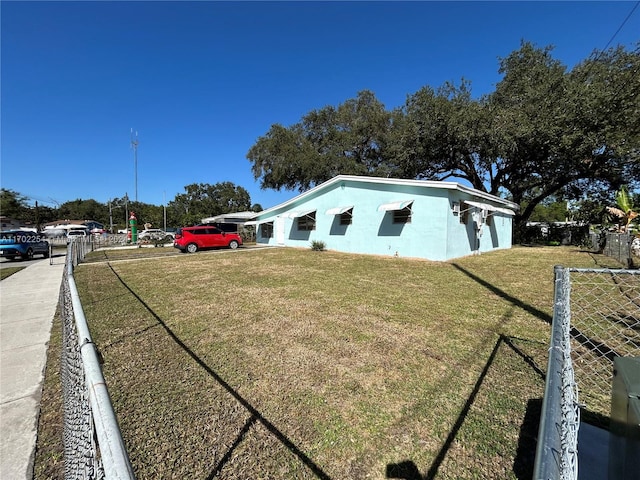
[310,240,326,251]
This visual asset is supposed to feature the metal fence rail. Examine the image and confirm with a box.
[534,266,580,480]
[534,266,640,480]
[60,239,135,479]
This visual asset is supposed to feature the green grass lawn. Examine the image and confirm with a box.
[0,266,25,280]
[35,245,620,479]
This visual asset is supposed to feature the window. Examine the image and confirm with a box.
[393,207,412,224]
[339,209,352,225]
[189,228,220,235]
[297,212,316,231]
[260,222,273,238]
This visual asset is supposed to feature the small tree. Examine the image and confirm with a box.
[606,186,638,232]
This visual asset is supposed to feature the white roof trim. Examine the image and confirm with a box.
[464,200,515,216]
[325,206,354,215]
[254,175,518,219]
[243,221,259,226]
[284,208,316,219]
[378,200,414,212]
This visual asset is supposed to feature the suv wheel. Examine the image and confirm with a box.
[186,243,198,253]
[22,248,34,260]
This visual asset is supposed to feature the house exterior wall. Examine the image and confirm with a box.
[253,177,514,261]
[445,193,514,259]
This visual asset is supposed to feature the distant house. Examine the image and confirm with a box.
[0,216,25,231]
[41,219,105,236]
[42,219,104,231]
[247,175,518,261]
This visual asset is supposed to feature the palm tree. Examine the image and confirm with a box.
[606,186,638,232]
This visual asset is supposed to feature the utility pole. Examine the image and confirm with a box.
[35,201,40,231]
[163,191,167,232]
[109,199,114,233]
[130,129,139,202]
[124,193,129,232]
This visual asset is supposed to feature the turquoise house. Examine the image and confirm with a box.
[248,175,518,261]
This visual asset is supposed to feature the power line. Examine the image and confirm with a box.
[10,193,61,208]
[577,0,639,78]
[599,1,639,54]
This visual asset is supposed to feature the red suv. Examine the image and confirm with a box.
[174,225,242,253]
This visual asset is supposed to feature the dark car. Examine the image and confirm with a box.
[0,230,50,260]
[174,226,242,253]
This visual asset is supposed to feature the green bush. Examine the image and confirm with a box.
[310,240,326,251]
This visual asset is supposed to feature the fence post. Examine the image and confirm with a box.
[534,265,580,480]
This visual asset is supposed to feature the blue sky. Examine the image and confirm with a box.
[2,1,638,211]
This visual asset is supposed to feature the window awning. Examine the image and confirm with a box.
[284,208,316,219]
[243,220,258,226]
[325,205,353,215]
[378,200,414,212]
[464,200,515,216]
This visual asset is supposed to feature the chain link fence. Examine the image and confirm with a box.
[534,266,640,480]
[568,267,640,416]
[60,269,104,479]
[59,239,135,479]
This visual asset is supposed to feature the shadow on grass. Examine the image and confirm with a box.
[387,334,546,480]
[454,261,632,368]
[513,398,542,479]
[450,263,552,325]
[386,460,423,480]
[108,263,333,480]
[207,415,258,480]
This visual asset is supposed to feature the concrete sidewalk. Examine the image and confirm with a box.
[1,255,66,480]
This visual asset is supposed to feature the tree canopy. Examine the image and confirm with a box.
[1,189,30,219]
[2,182,252,231]
[248,90,396,191]
[247,41,640,227]
[168,182,252,226]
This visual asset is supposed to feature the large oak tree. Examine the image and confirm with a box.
[247,42,640,228]
[248,90,396,191]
